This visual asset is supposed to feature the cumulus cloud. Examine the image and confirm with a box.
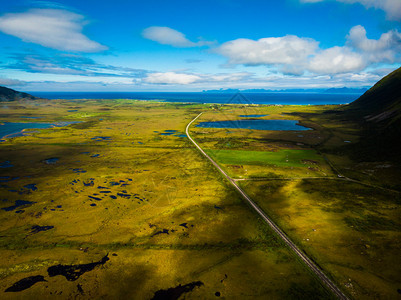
[347,25,401,62]
[217,36,318,66]
[143,71,253,85]
[142,26,212,47]
[0,9,107,52]
[0,77,26,87]
[341,0,401,20]
[216,25,401,75]
[143,72,201,84]
[309,46,366,73]
[300,0,401,20]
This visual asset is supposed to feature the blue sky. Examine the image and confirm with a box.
[0,0,400,91]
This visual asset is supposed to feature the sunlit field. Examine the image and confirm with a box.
[0,99,335,299]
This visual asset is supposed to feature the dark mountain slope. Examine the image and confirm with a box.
[344,67,401,161]
[346,67,401,125]
[0,86,39,102]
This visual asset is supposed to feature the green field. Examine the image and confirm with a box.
[205,149,324,168]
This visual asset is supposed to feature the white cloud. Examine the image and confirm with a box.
[309,46,366,73]
[142,26,212,47]
[21,56,86,74]
[0,77,26,86]
[217,36,318,66]
[0,9,107,52]
[216,25,401,75]
[341,0,401,20]
[347,25,401,62]
[142,71,254,85]
[300,0,401,20]
[143,72,201,84]
[209,72,253,82]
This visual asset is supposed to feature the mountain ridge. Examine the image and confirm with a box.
[0,86,39,102]
[344,66,401,161]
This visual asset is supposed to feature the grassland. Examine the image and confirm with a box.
[0,99,400,299]
[0,99,333,299]
[205,149,323,168]
[204,148,330,179]
[189,104,401,299]
[239,179,401,299]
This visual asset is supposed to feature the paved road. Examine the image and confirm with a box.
[186,112,349,300]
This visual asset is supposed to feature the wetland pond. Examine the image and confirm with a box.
[160,130,187,137]
[239,114,268,118]
[196,119,311,131]
[0,121,80,139]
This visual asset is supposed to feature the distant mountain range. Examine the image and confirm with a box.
[323,87,368,94]
[203,87,368,94]
[0,86,39,102]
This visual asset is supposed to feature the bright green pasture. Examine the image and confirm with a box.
[205,149,324,167]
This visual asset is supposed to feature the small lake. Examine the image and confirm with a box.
[239,114,268,118]
[0,122,80,139]
[196,120,311,131]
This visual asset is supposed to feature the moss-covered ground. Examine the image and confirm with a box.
[0,99,334,299]
[190,104,401,299]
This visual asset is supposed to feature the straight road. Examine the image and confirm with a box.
[186,112,349,300]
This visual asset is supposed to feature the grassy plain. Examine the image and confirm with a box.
[0,99,400,299]
[0,100,332,299]
[190,104,401,299]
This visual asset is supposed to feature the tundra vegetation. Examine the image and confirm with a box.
[0,98,399,299]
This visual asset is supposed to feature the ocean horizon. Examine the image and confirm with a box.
[30,92,360,105]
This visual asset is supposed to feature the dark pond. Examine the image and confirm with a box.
[24,184,37,191]
[0,161,13,168]
[160,130,178,136]
[91,136,111,141]
[239,114,267,118]
[43,158,59,164]
[47,254,109,281]
[196,120,311,131]
[152,281,204,300]
[5,275,46,292]
[152,229,169,236]
[0,176,19,183]
[30,225,54,234]
[1,200,36,212]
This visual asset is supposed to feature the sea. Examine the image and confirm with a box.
[31,92,360,105]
